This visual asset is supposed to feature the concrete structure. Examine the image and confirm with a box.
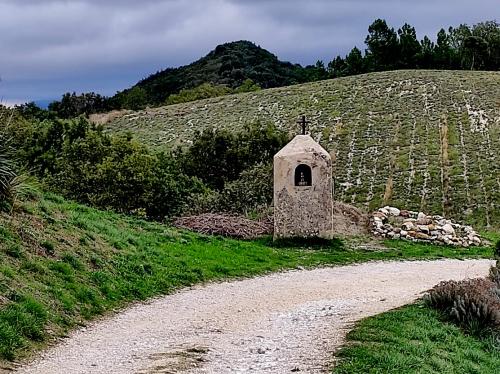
[273,135,334,239]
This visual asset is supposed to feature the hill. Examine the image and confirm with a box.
[101,70,500,227]
[111,40,323,107]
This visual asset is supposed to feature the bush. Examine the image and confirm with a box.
[6,111,288,220]
[425,278,500,333]
[165,83,232,105]
[0,127,38,211]
[178,121,288,190]
[15,117,205,220]
[216,162,273,214]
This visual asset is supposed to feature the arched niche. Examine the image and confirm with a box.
[294,164,312,186]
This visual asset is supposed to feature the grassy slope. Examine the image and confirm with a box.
[333,303,499,374]
[104,70,500,227]
[0,194,494,365]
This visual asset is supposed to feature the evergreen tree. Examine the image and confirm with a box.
[365,19,400,71]
[398,23,421,68]
[434,29,455,68]
[327,56,347,77]
[417,36,436,68]
[344,47,365,75]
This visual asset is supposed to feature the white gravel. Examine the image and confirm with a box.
[17,259,493,374]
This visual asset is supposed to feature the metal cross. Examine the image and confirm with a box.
[297,115,309,135]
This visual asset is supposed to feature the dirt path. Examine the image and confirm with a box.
[18,259,493,374]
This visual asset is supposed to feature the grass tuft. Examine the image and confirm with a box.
[334,303,500,373]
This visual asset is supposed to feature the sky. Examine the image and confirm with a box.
[0,0,497,105]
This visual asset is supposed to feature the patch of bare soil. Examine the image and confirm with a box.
[17,259,493,374]
[88,110,130,126]
[332,201,369,237]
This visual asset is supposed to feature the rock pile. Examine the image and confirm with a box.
[370,206,483,247]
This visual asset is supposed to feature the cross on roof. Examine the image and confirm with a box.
[297,115,309,135]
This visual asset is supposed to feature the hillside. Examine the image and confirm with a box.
[111,40,320,107]
[102,70,500,227]
[0,193,343,363]
[0,194,495,365]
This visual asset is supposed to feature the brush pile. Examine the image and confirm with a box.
[173,213,272,239]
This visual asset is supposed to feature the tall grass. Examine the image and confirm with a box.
[0,134,16,203]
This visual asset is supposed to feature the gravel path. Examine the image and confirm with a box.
[18,259,493,374]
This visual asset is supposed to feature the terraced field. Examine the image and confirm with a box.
[102,70,500,227]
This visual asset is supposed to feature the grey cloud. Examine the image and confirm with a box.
[0,0,497,103]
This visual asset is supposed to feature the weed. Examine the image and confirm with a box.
[40,240,55,255]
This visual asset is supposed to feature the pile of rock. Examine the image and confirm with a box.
[370,206,483,247]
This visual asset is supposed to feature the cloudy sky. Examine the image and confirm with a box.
[0,0,497,105]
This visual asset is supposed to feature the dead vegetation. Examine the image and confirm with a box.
[173,213,272,239]
[426,276,500,332]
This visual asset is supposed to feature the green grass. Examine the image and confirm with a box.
[102,70,500,227]
[0,193,496,365]
[333,303,499,373]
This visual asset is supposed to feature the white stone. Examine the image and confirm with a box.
[379,207,390,215]
[441,224,455,235]
[400,230,408,237]
[417,212,426,220]
[402,222,415,231]
[417,225,430,234]
[388,207,401,216]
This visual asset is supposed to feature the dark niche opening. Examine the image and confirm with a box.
[294,164,312,186]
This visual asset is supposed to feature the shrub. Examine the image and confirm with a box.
[216,162,273,214]
[178,121,288,190]
[165,83,232,105]
[425,278,500,333]
[40,241,55,256]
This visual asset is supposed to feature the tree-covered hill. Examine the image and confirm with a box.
[45,19,498,117]
[110,40,325,108]
[102,70,500,227]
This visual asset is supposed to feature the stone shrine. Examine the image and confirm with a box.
[273,117,334,239]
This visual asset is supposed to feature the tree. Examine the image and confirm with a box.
[48,92,110,118]
[365,19,400,71]
[434,29,455,68]
[463,35,488,70]
[122,87,148,110]
[417,36,435,68]
[327,56,347,77]
[471,21,500,70]
[344,47,365,75]
[398,23,421,68]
